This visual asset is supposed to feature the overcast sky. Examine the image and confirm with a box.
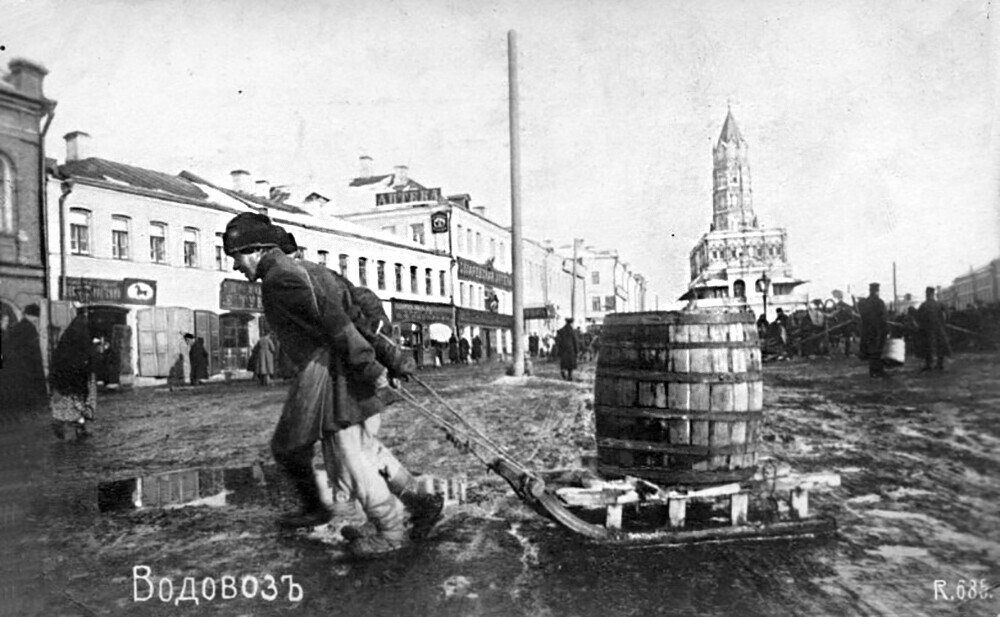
[5,0,998,303]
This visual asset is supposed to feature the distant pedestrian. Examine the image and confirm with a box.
[858,282,889,378]
[254,333,277,385]
[916,286,950,372]
[190,336,209,385]
[528,333,539,358]
[448,335,459,364]
[471,335,482,363]
[556,318,579,381]
[0,303,48,415]
[50,312,97,440]
[459,337,470,364]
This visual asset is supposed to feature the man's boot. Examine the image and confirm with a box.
[342,472,444,541]
[276,464,332,530]
[345,495,410,559]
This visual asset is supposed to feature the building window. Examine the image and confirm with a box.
[215,234,226,271]
[604,296,615,311]
[425,268,433,295]
[148,222,167,263]
[466,229,473,254]
[183,227,199,268]
[358,257,368,287]
[377,260,386,290]
[395,263,403,292]
[459,282,466,306]
[318,250,329,266]
[68,208,91,255]
[410,266,418,294]
[592,296,602,312]
[339,254,349,277]
[490,238,496,260]
[499,242,506,267]
[0,153,14,233]
[457,225,464,251]
[411,223,426,245]
[439,270,446,296]
[591,271,600,284]
[297,246,307,260]
[111,215,130,260]
[475,232,482,256]
[382,225,396,236]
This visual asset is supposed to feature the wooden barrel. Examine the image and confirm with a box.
[594,310,763,487]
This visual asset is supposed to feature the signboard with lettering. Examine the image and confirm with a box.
[430,211,449,234]
[457,257,512,291]
[375,187,442,207]
[220,279,263,312]
[524,305,556,320]
[391,300,454,325]
[61,276,158,305]
[457,307,514,329]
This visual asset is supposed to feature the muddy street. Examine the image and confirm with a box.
[22,354,1000,616]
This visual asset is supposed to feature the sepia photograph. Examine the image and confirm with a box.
[1,0,998,615]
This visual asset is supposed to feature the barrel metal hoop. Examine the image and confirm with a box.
[603,311,754,326]
[596,367,762,383]
[595,405,764,421]
[597,437,754,456]
[599,340,759,350]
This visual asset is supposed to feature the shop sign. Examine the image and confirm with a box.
[457,307,513,329]
[524,304,556,320]
[61,276,157,305]
[220,279,263,312]
[430,211,449,234]
[376,187,442,206]
[391,300,454,325]
[457,257,512,291]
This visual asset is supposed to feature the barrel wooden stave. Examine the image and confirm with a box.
[595,311,763,486]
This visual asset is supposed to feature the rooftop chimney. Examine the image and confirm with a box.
[254,179,271,199]
[64,131,91,162]
[231,170,252,193]
[358,155,373,178]
[392,165,409,187]
[6,58,49,99]
[473,205,487,218]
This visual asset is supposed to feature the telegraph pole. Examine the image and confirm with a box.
[892,261,898,312]
[508,30,525,377]
[570,238,580,322]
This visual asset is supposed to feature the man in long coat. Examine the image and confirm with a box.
[0,303,48,414]
[225,213,434,558]
[858,282,888,377]
[254,333,276,385]
[916,286,950,371]
[556,318,579,381]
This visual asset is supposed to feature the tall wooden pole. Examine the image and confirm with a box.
[570,238,579,322]
[508,30,525,376]
[892,261,898,312]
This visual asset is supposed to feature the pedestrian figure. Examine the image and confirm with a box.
[50,312,97,440]
[471,335,482,364]
[448,336,459,365]
[556,318,579,381]
[223,213,439,559]
[459,337,470,364]
[858,282,889,377]
[190,336,209,385]
[916,286,950,372]
[0,303,48,415]
[254,332,277,385]
[528,333,539,358]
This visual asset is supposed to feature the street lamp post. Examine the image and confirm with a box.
[755,273,771,320]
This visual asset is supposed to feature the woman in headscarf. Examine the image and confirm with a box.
[50,312,98,440]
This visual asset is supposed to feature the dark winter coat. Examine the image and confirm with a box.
[459,338,470,362]
[50,315,95,398]
[257,249,384,454]
[0,317,48,411]
[556,324,579,370]
[471,336,483,361]
[858,295,888,359]
[189,339,209,382]
[916,298,950,359]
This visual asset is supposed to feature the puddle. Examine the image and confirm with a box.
[97,463,277,512]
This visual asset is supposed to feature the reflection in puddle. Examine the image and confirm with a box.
[97,463,275,512]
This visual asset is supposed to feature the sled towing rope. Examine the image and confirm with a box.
[398,374,839,547]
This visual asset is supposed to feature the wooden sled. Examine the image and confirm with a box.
[491,458,839,547]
